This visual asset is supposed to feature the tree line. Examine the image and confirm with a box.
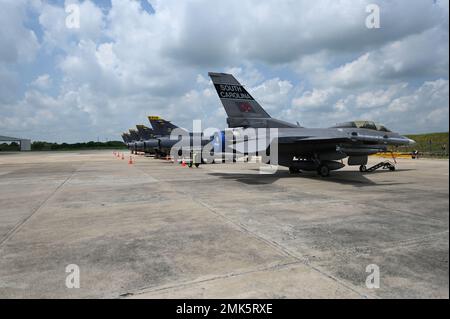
[0,141,126,151]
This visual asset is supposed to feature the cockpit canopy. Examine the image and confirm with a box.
[332,121,391,132]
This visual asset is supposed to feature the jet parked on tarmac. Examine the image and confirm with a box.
[122,117,197,158]
[147,116,212,163]
[208,72,415,176]
[121,132,133,149]
[120,118,181,157]
[127,129,141,154]
[146,116,184,158]
[134,124,156,155]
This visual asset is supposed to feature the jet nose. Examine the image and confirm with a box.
[407,138,416,145]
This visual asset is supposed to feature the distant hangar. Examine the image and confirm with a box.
[0,135,31,151]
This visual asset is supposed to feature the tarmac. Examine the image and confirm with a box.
[0,150,448,299]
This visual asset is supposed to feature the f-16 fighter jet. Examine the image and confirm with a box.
[121,132,133,150]
[127,128,141,154]
[147,116,211,162]
[134,125,156,155]
[122,118,191,158]
[143,116,184,157]
[208,72,415,176]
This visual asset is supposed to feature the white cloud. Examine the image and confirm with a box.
[39,0,104,51]
[280,79,448,133]
[0,0,448,141]
[31,74,52,90]
[355,83,408,109]
[292,88,337,110]
[0,1,40,64]
[0,65,19,103]
[319,26,449,89]
[251,78,294,112]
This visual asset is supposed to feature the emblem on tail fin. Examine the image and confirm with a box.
[237,102,254,113]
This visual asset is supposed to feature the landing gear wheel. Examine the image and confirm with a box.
[359,165,367,172]
[318,164,330,177]
[389,166,396,171]
[289,167,300,174]
[188,162,193,168]
[195,163,200,168]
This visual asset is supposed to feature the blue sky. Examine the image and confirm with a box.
[0,0,448,142]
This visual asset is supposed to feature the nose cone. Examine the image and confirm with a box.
[407,138,416,145]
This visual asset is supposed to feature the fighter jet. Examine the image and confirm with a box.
[147,116,211,162]
[121,132,133,150]
[142,116,183,157]
[135,125,156,155]
[127,129,141,154]
[208,72,415,176]
[120,118,182,157]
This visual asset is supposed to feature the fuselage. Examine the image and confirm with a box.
[214,125,414,170]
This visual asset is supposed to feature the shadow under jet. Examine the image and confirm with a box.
[208,167,410,187]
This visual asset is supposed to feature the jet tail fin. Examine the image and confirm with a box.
[136,125,154,140]
[208,72,297,128]
[121,133,130,143]
[129,129,140,141]
[148,116,182,136]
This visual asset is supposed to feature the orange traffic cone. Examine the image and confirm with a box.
[128,156,133,165]
[121,153,125,160]
[181,160,186,167]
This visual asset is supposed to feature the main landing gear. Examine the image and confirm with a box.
[317,164,330,177]
[289,164,330,177]
[288,162,331,177]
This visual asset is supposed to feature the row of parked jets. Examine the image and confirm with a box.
[121,72,415,176]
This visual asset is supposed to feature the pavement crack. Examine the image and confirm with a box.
[132,164,374,298]
[120,260,303,298]
[193,198,374,299]
[0,164,83,249]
